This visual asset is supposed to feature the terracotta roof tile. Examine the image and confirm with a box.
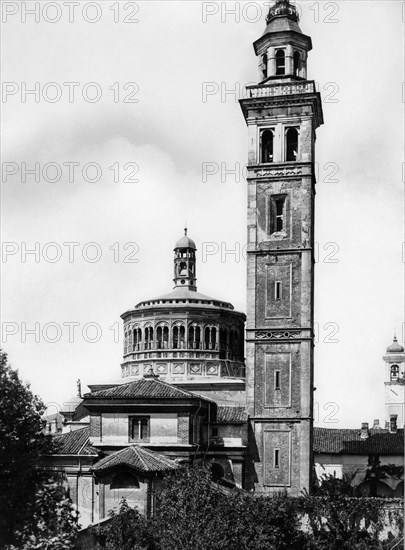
[85,378,202,400]
[216,406,248,424]
[52,427,97,456]
[314,427,404,456]
[92,446,179,474]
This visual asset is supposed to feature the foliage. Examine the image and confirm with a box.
[6,478,79,550]
[91,498,156,550]
[300,474,403,550]
[90,467,403,550]
[365,457,404,480]
[153,464,304,550]
[0,350,78,548]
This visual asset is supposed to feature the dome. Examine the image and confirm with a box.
[131,287,235,311]
[174,229,196,250]
[386,336,404,353]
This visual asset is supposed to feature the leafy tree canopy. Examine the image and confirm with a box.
[0,350,78,548]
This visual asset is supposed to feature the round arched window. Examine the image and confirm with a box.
[275,49,285,75]
[391,365,400,380]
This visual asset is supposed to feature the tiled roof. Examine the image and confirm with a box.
[314,428,404,456]
[216,406,248,424]
[92,445,179,474]
[85,378,202,400]
[52,427,98,456]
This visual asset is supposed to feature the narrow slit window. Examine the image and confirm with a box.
[274,449,280,468]
[275,281,282,301]
[276,199,284,230]
[293,51,300,76]
[274,370,280,390]
[286,128,299,161]
[261,129,274,163]
[262,53,268,79]
[275,49,285,75]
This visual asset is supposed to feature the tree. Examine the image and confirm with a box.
[91,498,156,550]
[153,464,304,550]
[7,477,79,550]
[300,474,403,550]
[0,350,78,548]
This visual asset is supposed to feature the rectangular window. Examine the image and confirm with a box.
[274,370,280,390]
[269,195,287,235]
[274,449,280,468]
[275,281,282,301]
[211,427,218,437]
[129,416,150,442]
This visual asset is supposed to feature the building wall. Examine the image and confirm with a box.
[90,412,185,446]
[99,473,149,518]
[315,453,404,488]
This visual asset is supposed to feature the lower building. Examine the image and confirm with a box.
[314,421,404,497]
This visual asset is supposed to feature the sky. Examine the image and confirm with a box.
[1,0,403,428]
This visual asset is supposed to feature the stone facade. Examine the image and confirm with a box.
[240,0,323,495]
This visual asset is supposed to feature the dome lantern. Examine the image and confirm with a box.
[173,228,197,291]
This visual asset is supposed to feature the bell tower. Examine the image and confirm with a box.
[383,336,405,430]
[240,0,323,495]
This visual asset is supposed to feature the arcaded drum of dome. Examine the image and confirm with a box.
[120,232,246,383]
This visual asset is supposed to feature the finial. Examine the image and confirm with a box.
[266,0,299,24]
[393,331,397,343]
[184,226,187,236]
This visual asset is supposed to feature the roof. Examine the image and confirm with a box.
[314,427,404,456]
[85,377,207,401]
[130,287,238,312]
[174,232,196,250]
[52,427,97,456]
[216,406,248,424]
[92,445,179,474]
[386,337,404,353]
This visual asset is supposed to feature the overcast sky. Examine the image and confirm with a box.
[1,0,403,428]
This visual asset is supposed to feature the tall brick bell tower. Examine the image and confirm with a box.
[239,0,323,495]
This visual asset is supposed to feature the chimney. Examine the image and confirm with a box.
[360,422,369,439]
[77,379,82,398]
[372,419,380,430]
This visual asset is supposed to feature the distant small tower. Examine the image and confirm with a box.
[383,335,405,430]
[173,228,197,291]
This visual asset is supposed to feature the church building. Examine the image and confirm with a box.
[44,232,248,527]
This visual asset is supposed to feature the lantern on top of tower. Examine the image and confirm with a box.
[254,0,312,82]
[173,228,197,291]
